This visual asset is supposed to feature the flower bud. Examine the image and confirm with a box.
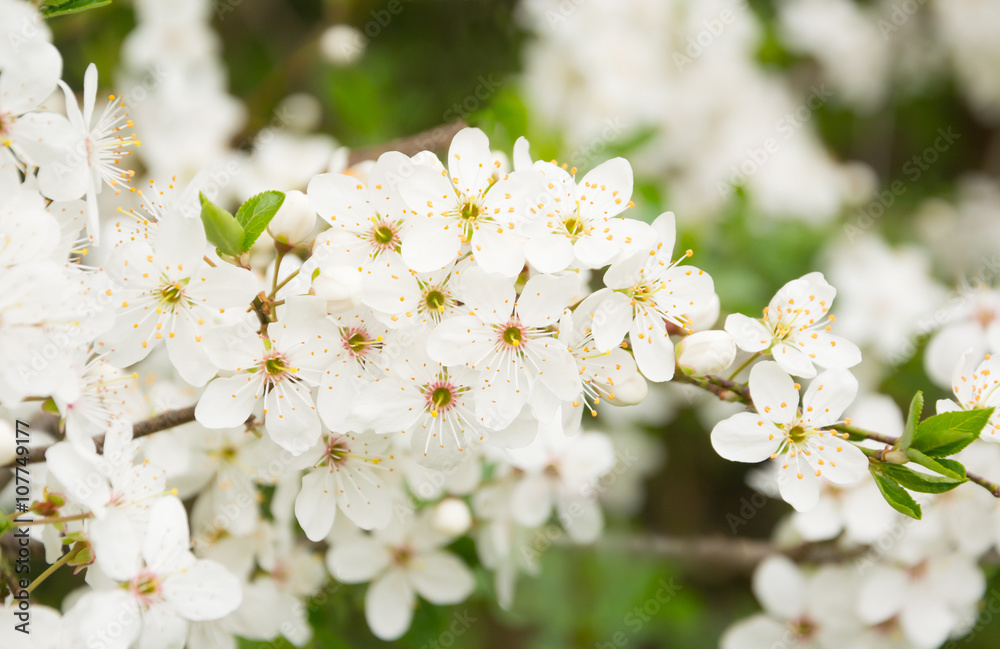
[311,266,362,314]
[607,372,648,407]
[430,497,472,538]
[267,190,316,246]
[676,330,736,377]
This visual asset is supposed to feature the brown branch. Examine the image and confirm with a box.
[2,405,197,469]
[347,120,467,166]
[967,471,1000,497]
[672,368,753,407]
[594,533,860,570]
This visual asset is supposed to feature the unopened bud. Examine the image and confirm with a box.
[311,266,362,314]
[267,190,316,246]
[676,330,736,377]
[607,372,648,406]
[882,448,909,465]
[431,497,472,538]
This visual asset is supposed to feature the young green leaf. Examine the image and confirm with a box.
[898,391,923,451]
[910,408,994,457]
[870,470,922,519]
[40,0,111,18]
[236,191,285,252]
[877,464,965,494]
[199,193,245,258]
[904,448,967,480]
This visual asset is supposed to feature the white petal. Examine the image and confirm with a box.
[194,373,261,429]
[577,157,633,221]
[517,273,579,327]
[263,382,320,456]
[809,436,868,485]
[401,217,460,272]
[711,412,783,463]
[725,313,773,353]
[720,614,789,649]
[365,569,416,641]
[771,342,817,379]
[427,317,493,367]
[459,266,516,324]
[142,496,191,574]
[749,361,799,426]
[90,508,140,581]
[776,454,821,512]
[800,368,858,428]
[327,536,392,583]
[294,469,338,542]
[752,555,805,621]
[629,311,675,382]
[336,463,393,530]
[590,290,633,352]
[447,127,493,196]
[470,227,525,278]
[526,234,574,273]
[510,473,553,527]
[137,604,187,649]
[162,559,243,621]
[407,551,475,604]
[44,443,110,514]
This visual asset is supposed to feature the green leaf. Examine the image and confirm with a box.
[235,191,285,252]
[0,513,12,535]
[905,449,967,480]
[899,391,923,450]
[40,0,111,18]
[877,464,965,494]
[870,470,922,519]
[199,193,244,258]
[911,408,994,457]
[42,397,60,414]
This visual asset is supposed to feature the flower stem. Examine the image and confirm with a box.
[26,551,73,594]
[15,512,93,527]
[728,352,760,381]
[270,249,286,297]
[269,267,300,300]
[966,471,1000,498]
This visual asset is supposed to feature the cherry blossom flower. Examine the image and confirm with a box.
[37,63,141,245]
[326,513,475,640]
[936,351,1000,441]
[513,137,648,272]
[725,272,861,379]
[722,556,864,649]
[589,211,716,382]
[95,212,259,386]
[62,496,242,649]
[397,127,546,276]
[292,430,394,540]
[197,296,339,454]
[711,361,867,511]
[427,266,581,429]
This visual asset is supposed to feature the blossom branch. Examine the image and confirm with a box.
[595,533,859,570]
[677,369,1000,500]
[346,120,468,165]
[1,405,198,468]
[672,368,753,406]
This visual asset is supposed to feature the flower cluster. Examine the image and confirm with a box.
[5,2,1000,649]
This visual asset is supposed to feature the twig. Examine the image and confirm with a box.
[347,120,467,165]
[593,533,859,570]
[967,471,1000,497]
[1,405,197,468]
[672,369,753,406]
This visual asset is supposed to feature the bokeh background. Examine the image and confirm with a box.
[38,0,1000,647]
